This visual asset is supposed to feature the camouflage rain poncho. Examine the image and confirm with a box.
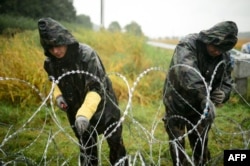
[163,21,238,114]
[38,17,120,131]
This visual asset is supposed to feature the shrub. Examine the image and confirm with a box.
[0,14,37,37]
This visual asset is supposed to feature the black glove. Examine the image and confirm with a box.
[210,89,225,104]
[56,95,68,112]
[201,99,215,122]
[75,116,89,136]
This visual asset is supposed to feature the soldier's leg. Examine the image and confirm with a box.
[66,110,98,166]
[105,121,128,166]
[78,129,98,166]
[163,113,186,166]
[187,113,214,165]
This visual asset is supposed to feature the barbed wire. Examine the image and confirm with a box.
[0,64,250,166]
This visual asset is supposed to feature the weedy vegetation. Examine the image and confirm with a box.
[0,16,250,165]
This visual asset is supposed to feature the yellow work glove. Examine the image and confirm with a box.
[75,91,101,135]
[53,85,61,99]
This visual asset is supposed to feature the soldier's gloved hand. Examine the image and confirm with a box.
[201,98,215,122]
[210,89,225,104]
[56,95,68,112]
[75,116,89,136]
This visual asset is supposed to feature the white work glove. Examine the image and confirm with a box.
[56,95,68,112]
[75,116,89,136]
[210,88,225,104]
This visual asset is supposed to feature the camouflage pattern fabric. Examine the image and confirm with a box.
[199,21,238,52]
[38,17,128,166]
[38,17,77,50]
[162,21,238,166]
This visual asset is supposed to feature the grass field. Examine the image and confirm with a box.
[0,28,250,165]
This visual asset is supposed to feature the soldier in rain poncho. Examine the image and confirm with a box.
[38,17,128,166]
[162,21,238,165]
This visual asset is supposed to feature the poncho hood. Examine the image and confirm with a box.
[38,17,78,52]
[198,21,238,52]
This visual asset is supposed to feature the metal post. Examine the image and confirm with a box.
[100,0,104,28]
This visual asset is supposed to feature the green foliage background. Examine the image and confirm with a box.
[0,0,76,22]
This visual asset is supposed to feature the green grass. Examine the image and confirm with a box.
[1,98,249,165]
[0,102,79,165]
[0,25,250,165]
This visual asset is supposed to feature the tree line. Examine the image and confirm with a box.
[0,0,144,36]
[0,0,76,22]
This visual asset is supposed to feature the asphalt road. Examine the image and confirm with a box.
[147,41,176,50]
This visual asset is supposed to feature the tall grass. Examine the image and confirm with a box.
[0,23,250,165]
[0,26,173,165]
[0,31,48,106]
[0,25,172,106]
[0,15,37,37]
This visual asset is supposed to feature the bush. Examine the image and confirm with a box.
[0,14,37,36]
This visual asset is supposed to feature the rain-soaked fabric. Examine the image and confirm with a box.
[162,21,238,165]
[38,17,77,51]
[198,21,238,52]
[38,17,127,166]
